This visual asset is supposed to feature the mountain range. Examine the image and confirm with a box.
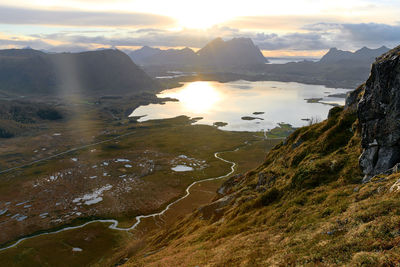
[0,49,160,96]
[319,46,390,64]
[129,37,267,68]
[0,40,390,98]
[129,39,390,88]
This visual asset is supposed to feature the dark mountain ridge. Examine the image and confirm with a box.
[128,37,267,68]
[130,46,198,67]
[129,46,162,63]
[320,46,390,64]
[130,40,390,88]
[0,48,160,96]
[197,37,267,67]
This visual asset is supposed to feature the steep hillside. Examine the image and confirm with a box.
[0,49,160,96]
[125,46,400,266]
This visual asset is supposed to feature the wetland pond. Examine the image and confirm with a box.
[130,80,352,132]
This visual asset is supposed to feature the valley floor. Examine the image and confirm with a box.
[0,95,281,266]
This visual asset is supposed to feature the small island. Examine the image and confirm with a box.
[213,121,228,127]
[190,117,204,123]
[304,97,323,103]
[327,93,348,98]
[265,123,296,138]
[241,116,264,121]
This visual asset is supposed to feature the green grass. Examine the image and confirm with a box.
[0,222,127,267]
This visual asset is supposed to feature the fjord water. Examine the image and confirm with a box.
[130,81,351,131]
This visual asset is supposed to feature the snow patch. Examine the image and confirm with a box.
[171,165,194,172]
[39,212,49,218]
[16,201,29,206]
[84,197,103,205]
[11,214,28,221]
[72,185,112,206]
[115,158,130,162]
[0,209,8,215]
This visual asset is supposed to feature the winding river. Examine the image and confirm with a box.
[0,148,239,252]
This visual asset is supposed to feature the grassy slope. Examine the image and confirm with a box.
[127,106,400,266]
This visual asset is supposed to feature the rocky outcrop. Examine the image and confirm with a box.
[197,195,234,220]
[357,45,400,181]
[217,174,245,195]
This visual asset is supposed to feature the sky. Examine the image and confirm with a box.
[0,0,399,57]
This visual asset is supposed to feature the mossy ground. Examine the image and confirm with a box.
[127,107,400,266]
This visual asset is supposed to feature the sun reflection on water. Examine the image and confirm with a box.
[160,81,222,114]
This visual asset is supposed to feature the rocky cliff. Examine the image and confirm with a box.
[357,45,400,180]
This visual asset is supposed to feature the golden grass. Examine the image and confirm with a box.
[126,107,400,266]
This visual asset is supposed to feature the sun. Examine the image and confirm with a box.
[168,3,237,29]
[161,81,222,113]
[175,13,226,29]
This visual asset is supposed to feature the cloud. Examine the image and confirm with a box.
[0,6,175,27]
[1,22,399,54]
[0,36,49,48]
[303,22,400,49]
[340,23,400,42]
[252,32,328,50]
[224,15,347,31]
[25,26,241,50]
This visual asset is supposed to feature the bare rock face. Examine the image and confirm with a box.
[358,45,400,181]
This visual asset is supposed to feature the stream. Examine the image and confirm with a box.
[0,148,238,252]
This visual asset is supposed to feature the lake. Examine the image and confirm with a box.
[130,80,353,132]
[266,58,319,64]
